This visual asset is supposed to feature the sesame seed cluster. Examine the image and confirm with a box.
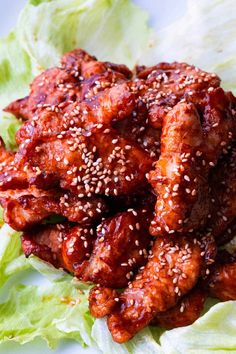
[0,49,236,343]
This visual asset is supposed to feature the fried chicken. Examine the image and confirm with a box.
[0,188,107,230]
[152,287,206,329]
[5,49,132,120]
[80,210,153,288]
[89,286,119,318]
[208,146,236,244]
[1,48,236,344]
[107,235,202,343]
[148,102,210,236]
[148,88,236,236]
[136,62,220,128]
[22,223,94,270]
[205,251,236,301]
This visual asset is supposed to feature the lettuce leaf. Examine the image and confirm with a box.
[0,280,93,349]
[0,32,36,111]
[16,0,152,70]
[0,112,22,150]
[141,0,236,93]
[160,301,236,353]
[92,318,163,354]
[0,225,25,287]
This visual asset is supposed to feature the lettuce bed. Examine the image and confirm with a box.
[0,0,236,353]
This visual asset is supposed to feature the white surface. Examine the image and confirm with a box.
[0,1,186,353]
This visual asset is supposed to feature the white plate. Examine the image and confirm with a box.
[0,1,186,353]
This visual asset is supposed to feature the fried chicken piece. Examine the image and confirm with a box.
[61,224,94,273]
[136,62,220,128]
[61,48,132,80]
[21,223,94,271]
[0,138,35,191]
[113,101,161,159]
[148,88,236,236]
[152,287,206,329]
[21,224,65,267]
[80,210,153,288]
[200,88,236,162]
[0,137,14,165]
[107,235,202,343]
[148,102,210,236]
[9,127,153,197]
[0,188,107,231]
[14,80,135,146]
[89,286,119,318]
[5,49,131,120]
[205,251,236,301]
[208,146,236,243]
[216,218,236,246]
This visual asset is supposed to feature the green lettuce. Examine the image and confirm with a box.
[0,280,93,349]
[160,301,236,353]
[0,112,22,150]
[0,225,26,287]
[16,0,152,70]
[0,32,36,111]
[141,0,236,93]
[0,223,235,354]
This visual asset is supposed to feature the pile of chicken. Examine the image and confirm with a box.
[0,49,236,343]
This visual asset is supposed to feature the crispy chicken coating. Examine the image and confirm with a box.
[80,210,153,288]
[21,223,94,270]
[89,286,119,318]
[1,49,236,343]
[205,251,236,301]
[9,129,153,197]
[136,62,220,128]
[61,224,94,273]
[152,287,206,329]
[21,224,65,267]
[148,88,236,236]
[148,102,210,235]
[208,146,236,244]
[0,188,107,230]
[5,49,132,120]
[107,235,202,343]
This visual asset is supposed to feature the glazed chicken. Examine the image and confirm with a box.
[0,48,236,343]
